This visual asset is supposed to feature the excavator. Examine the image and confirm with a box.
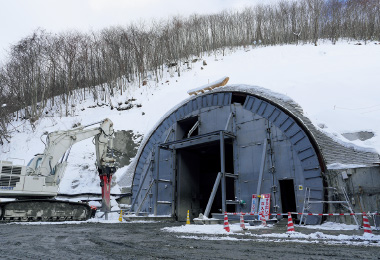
[0,118,116,221]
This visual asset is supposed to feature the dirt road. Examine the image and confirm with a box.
[1,221,379,259]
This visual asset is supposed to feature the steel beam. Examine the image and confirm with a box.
[171,149,176,217]
[154,146,160,216]
[220,131,226,213]
[225,173,238,179]
[204,172,222,218]
[159,131,234,150]
[255,139,267,213]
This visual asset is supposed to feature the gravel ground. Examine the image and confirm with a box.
[1,221,379,260]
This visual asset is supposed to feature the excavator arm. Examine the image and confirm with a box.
[0,118,116,212]
[34,119,114,181]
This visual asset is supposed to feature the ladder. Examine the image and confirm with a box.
[300,186,359,227]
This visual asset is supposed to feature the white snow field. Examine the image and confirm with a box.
[1,41,380,196]
[163,223,380,247]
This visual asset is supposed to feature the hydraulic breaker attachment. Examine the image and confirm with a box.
[99,166,116,212]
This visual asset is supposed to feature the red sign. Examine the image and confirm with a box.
[251,194,257,213]
[258,194,270,220]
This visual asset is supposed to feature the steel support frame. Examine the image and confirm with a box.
[155,130,234,218]
[203,131,232,216]
[204,172,222,218]
[255,139,268,213]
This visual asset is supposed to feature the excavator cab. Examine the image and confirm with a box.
[26,155,43,171]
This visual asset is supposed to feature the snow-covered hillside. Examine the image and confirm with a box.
[1,41,380,194]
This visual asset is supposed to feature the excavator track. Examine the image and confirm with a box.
[0,200,92,222]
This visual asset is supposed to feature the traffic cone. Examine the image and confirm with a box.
[186,210,190,225]
[224,212,230,232]
[240,213,247,230]
[287,212,295,232]
[363,212,372,234]
[118,210,123,222]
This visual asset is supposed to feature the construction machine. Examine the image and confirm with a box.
[0,118,116,221]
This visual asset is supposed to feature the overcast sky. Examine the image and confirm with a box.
[0,0,279,62]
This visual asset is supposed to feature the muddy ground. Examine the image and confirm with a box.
[1,221,379,260]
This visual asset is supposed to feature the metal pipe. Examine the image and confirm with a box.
[204,172,222,218]
[220,131,226,213]
[300,187,309,225]
[83,120,104,128]
[171,149,177,217]
[154,146,160,216]
[187,121,200,138]
[64,146,72,162]
[224,112,233,131]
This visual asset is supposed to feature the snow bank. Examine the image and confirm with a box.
[163,223,380,246]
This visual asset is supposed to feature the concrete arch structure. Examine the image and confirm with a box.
[126,85,380,224]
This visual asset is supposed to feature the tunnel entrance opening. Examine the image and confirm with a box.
[279,179,297,217]
[176,141,234,221]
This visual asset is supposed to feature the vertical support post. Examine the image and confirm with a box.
[204,172,222,218]
[220,131,226,213]
[300,187,309,225]
[171,149,177,217]
[231,107,240,212]
[255,139,267,213]
[154,146,160,216]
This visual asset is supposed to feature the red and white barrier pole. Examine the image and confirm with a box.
[225,212,380,216]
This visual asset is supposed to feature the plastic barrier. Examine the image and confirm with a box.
[226,212,379,216]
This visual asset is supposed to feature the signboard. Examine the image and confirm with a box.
[258,194,271,220]
[251,194,257,213]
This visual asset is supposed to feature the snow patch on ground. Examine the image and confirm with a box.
[162,223,273,234]
[299,222,359,230]
[6,212,159,225]
[163,223,380,246]
[177,235,379,247]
